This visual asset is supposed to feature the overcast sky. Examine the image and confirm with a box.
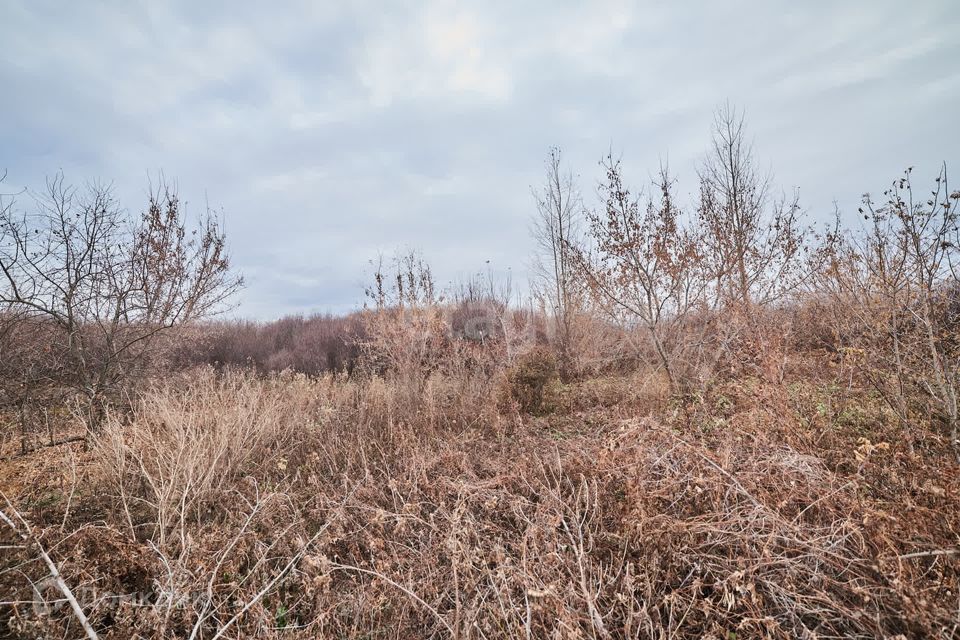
[2,1,958,319]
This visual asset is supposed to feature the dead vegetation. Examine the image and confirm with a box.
[2,361,958,638]
[1,109,959,638]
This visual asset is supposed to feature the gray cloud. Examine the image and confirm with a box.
[2,0,958,318]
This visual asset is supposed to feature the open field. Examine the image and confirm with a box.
[1,95,958,638]
[1,340,959,638]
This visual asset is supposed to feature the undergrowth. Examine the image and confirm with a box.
[1,354,958,639]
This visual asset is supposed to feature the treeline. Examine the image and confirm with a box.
[173,313,365,376]
[1,104,958,459]
[2,105,959,639]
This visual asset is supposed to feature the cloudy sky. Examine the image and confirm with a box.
[2,1,958,318]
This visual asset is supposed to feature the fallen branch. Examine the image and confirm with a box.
[0,492,99,640]
[898,548,960,560]
[0,435,87,462]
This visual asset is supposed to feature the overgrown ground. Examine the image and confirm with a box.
[1,346,958,639]
[2,101,958,639]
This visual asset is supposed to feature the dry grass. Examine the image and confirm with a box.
[1,351,958,639]
[1,118,957,640]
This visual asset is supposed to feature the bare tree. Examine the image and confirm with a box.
[531,147,583,379]
[697,104,808,309]
[0,173,242,432]
[0,312,69,452]
[574,155,706,391]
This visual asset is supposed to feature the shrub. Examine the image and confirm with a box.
[506,346,558,414]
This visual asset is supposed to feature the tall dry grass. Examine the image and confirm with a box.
[2,356,958,638]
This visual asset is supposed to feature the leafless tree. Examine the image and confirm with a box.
[0,311,69,452]
[0,173,242,432]
[697,104,808,309]
[574,155,707,391]
[531,147,583,379]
